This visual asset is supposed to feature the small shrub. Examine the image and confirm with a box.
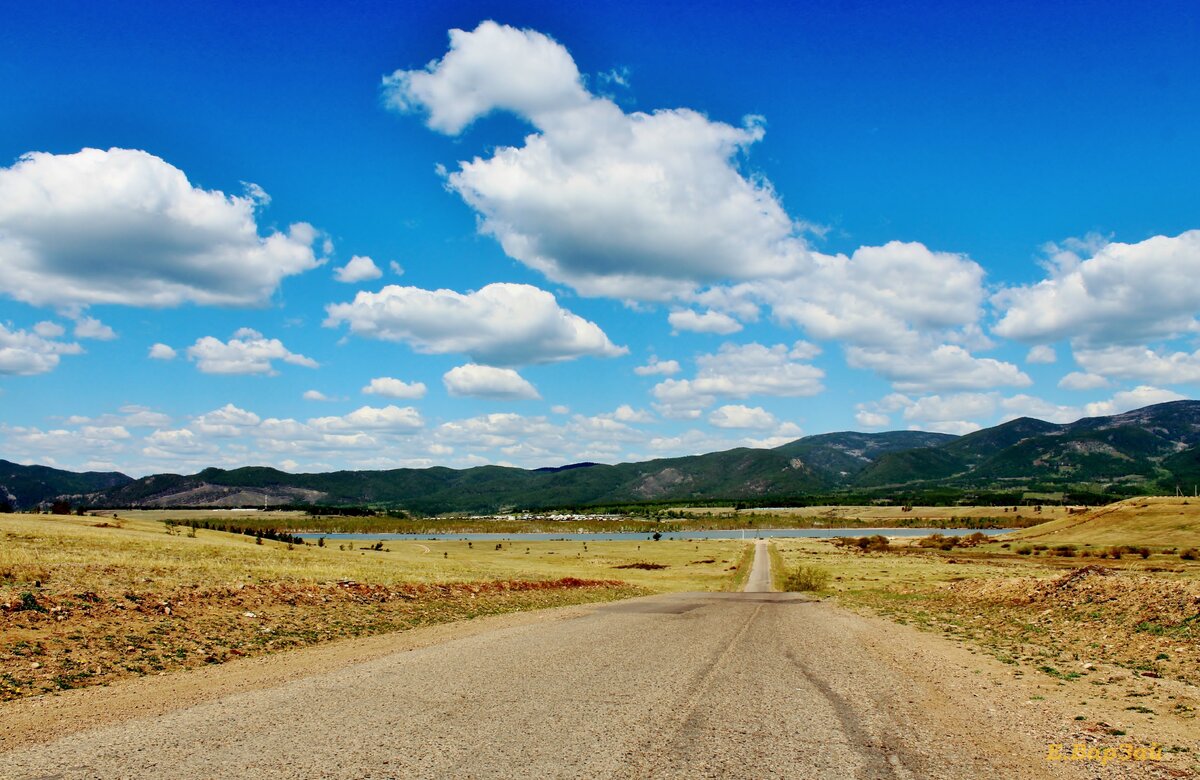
[16,592,45,613]
[1052,545,1076,557]
[855,534,890,552]
[917,533,950,549]
[1180,548,1198,561]
[1016,546,1033,555]
[784,565,832,592]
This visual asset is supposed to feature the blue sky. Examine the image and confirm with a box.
[2,0,1199,476]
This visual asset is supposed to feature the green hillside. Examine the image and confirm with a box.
[0,459,132,509]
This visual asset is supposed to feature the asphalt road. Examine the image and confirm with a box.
[1,544,1087,780]
[744,539,772,593]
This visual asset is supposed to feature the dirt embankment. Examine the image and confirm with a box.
[938,566,1200,683]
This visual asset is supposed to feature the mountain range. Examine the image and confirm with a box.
[5,400,1200,514]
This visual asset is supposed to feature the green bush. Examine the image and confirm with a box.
[783,565,831,593]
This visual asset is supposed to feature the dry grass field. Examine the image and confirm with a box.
[1006,496,1200,548]
[0,513,744,700]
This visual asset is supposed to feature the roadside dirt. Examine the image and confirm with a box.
[0,577,638,701]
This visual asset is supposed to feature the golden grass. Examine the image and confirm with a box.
[772,537,1058,596]
[1005,496,1200,548]
[0,513,744,595]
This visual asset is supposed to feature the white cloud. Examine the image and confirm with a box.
[325,282,625,366]
[993,231,1200,345]
[443,364,540,400]
[750,241,986,348]
[634,356,681,376]
[708,404,778,430]
[1057,371,1110,391]
[303,390,331,401]
[642,423,803,459]
[100,405,172,429]
[193,404,262,437]
[845,344,1030,393]
[310,405,424,433]
[383,21,590,135]
[652,342,823,417]
[80,425,131,440]
[744,423,805,449]
[668,309,742,335]
[389,260,404,276]
[787,340,823,361]
[186,328,318,375]
[144,428,211,455]
[860,389,1089,431]
[148,343,177,360]
[333,255,383,283]
[0,147,324,310]
[1074,344,1200,385]
[610,404,654,424]
[855,410,891,428]
[73,316,117,341]
[1026,345,1056,364]
[856,384,1191,435]
[999,394,1087,424]
[362,376,427,399]
[550,405,570,415]
[33,321,64,338]
[857,391,997,433]
[1083,386,1187,417]
[386,21,807,299]
[901,392,998,424]
[0,323,82,375]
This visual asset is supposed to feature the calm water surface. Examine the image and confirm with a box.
[299,528,1009,542]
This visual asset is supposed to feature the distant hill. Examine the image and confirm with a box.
[11,400,1200,514]
[87,430,956,514]
[859,402,1200,493]
[0,459,131,510]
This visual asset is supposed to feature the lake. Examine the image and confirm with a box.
[298,527,1009,542]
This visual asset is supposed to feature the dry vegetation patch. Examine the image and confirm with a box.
[931,566,1200,682]
[0,577,637,700]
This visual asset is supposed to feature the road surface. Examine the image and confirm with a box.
[1,543,1098,779]
[744,539,773,593]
